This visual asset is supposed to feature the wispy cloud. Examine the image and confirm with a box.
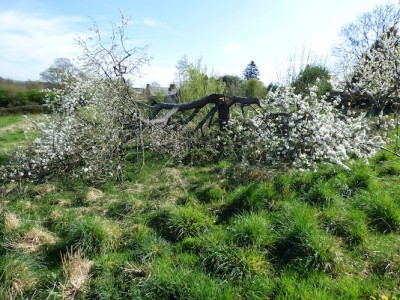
[222,43,241,53]
[0,10,85,80]
[143,19,160,27]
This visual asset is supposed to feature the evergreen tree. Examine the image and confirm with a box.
[243,61,260,80]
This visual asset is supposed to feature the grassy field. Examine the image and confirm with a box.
[0,114,31,164]
[1,115,400,299]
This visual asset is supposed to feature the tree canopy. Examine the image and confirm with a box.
[291,65,332,97]
[334,2,400,78]
[243,61,260,80]
[40,58,83,87]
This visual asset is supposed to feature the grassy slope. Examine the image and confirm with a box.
[1,116,400,299]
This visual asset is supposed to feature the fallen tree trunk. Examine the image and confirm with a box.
[148,94,262,132]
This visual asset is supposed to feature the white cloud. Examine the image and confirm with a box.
[0,10,85,80]
[143,19,159,27]
[222,43,241,53]
[135,65,175,87]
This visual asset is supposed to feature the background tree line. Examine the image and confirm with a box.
[0,77,53,115]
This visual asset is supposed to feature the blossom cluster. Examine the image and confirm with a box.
[345,28,400,113]
[239,85,386,170]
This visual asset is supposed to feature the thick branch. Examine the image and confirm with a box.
[149,94,224,120]
[194,107,218,133]
[149,107,179,125]
[148,94,262,130]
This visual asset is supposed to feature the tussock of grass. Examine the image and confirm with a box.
[364,234,400,278]
[2,212,21,233]
[62,216,122,255]
[193,183,226,204]
[272,202,336,270]
[0,252,42,299]
[217,182,276,223]
[323,201,368,245]
[228,212,275,248]
[125,224,172,263]
[134,256,236,300]
[178,229,270,282]
[5,227,57,253]
[347,167,371,192]
[35,183,55,196]
[147,205,215,242]
[356,190,400,233]
[301,180,337,206]
[85,187,104,202]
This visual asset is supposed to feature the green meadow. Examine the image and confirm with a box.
[1,114,400,299]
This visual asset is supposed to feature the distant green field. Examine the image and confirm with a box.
[0,114,23,128]
[0,115,27,163]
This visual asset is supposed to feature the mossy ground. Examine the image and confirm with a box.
[1,115,400,299]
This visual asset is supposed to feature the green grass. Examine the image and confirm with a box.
[0,115,29,163]
[0,114,23,128]
[1,112,400,299]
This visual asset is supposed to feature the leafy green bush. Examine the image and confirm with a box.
[0,104,50,116]
[291,65,332,97]
[245,78,267,99]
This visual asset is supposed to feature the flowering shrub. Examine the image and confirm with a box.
[240,85,388,170]
[1,13,150,183]
[2,77,144,182]
[344,28,400,114]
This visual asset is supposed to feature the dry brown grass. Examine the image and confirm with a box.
[5,227,57,253]
[3,212,21,233]
[86,187,104,202]
[35,183,55,195]
[61,248,93,300]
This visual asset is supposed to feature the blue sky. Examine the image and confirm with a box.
[0,0,397,87]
